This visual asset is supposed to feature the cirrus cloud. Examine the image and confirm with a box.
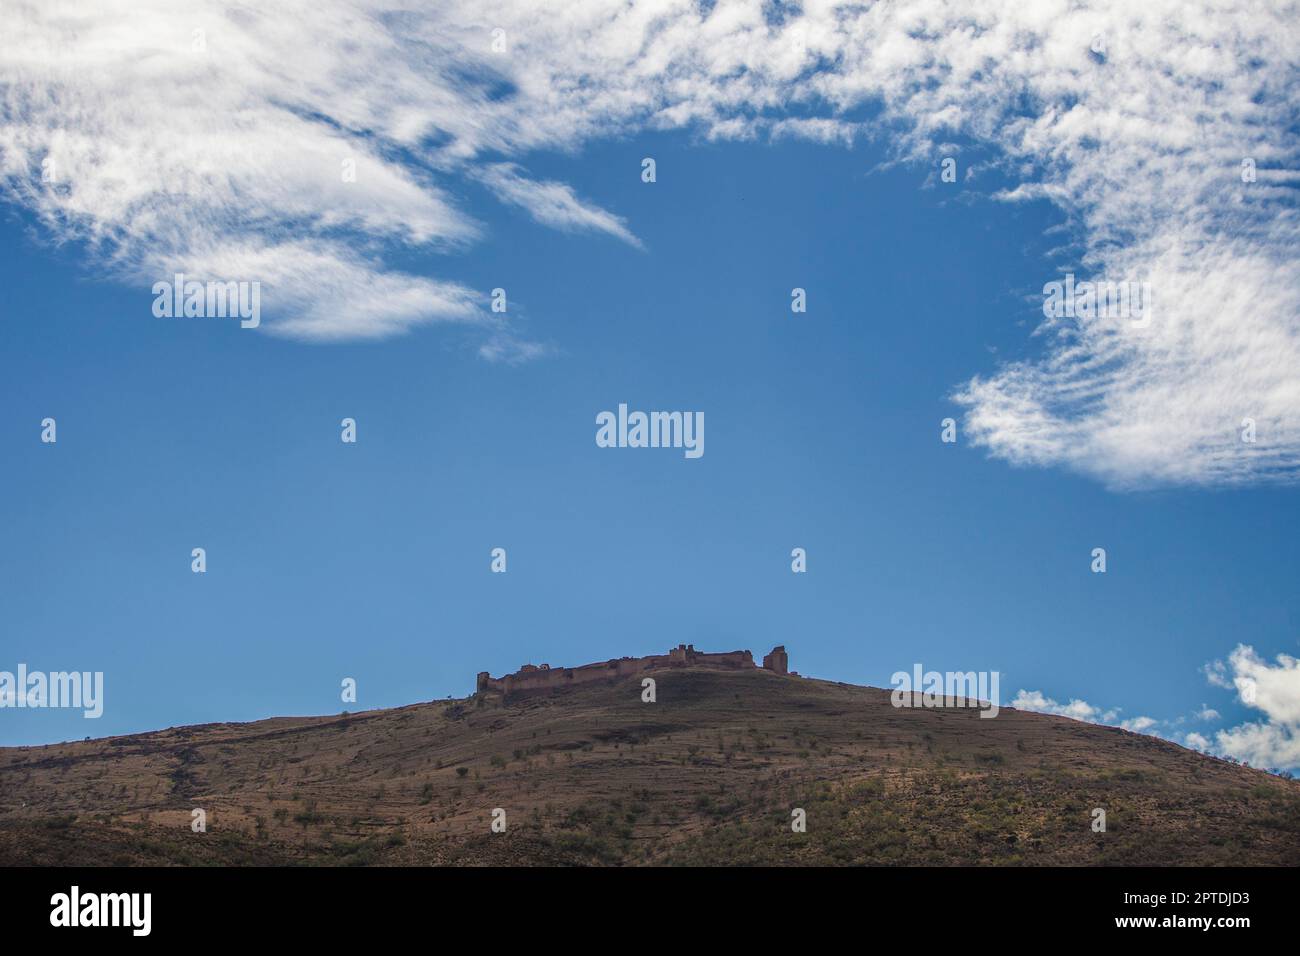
[1,0,1297,483]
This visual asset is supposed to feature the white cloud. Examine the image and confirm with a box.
[478,330,557,365]
[1011,689,1121,725]
[1013,688,1164,739]
[1215,722,1300,772]
[1202,645,1300,771]
[476,164,642,248]
[1120,715,1157,733]
[1017,648,1300,773]
[174,239,484,343]
[2,0,1298,481]
[1,0,494,346]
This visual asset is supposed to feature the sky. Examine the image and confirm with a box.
[1,0,1298,770]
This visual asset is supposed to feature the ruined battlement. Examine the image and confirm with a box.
[763,645,789,675]
[476,644,791,697]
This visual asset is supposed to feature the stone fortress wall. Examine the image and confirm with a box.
[477,643,790,697]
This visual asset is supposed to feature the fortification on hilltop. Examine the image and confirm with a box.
[476,643,792,697]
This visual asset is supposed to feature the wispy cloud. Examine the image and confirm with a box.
[478,329,557,365]
[476,163,642,248]
[2,1,1297,482]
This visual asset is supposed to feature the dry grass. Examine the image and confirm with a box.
[2,668,1297,866]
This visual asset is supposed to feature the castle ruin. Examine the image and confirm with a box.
[762,645,789,674]
[476,644,791,697]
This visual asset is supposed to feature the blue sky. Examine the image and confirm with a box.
[1,2,1298,769]
[3,130,1296,757]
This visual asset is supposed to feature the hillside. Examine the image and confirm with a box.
[1,667,1298,866]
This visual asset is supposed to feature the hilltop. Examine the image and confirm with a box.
[1,664,1297,866]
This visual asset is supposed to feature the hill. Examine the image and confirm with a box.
[2,666,1298,866]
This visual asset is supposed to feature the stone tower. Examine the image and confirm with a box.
[762,645,789,675]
